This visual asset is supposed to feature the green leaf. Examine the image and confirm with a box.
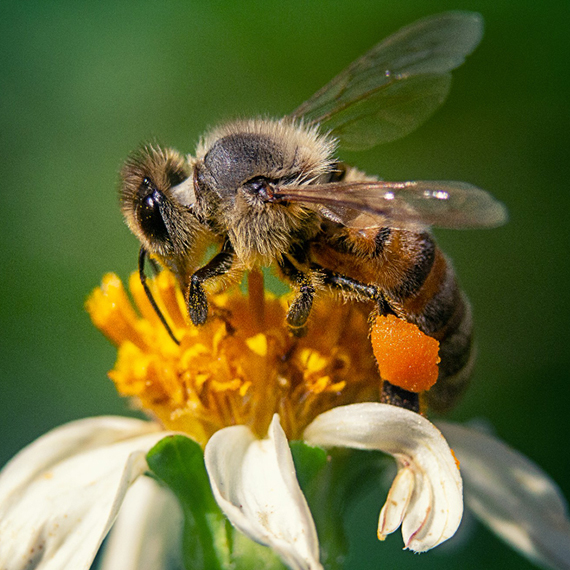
[230,532,289,570]
[290,440,328,491]
[147,435,229,570]
[147,435,287,570]
[291,443,392,570]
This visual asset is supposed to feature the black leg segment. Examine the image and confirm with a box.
[187,240,235,325]
[278,255,315,335]
[320,269,379,301]
[380,380,420,413]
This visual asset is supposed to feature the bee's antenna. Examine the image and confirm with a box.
[138,247,181,345]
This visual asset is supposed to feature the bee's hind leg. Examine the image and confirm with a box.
[320,268,421,413]
[379,381,420,413]
[320,269,379,303]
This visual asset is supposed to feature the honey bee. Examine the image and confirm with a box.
[120,11,507,413]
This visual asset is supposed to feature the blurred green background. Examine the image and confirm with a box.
[1,1,569,568]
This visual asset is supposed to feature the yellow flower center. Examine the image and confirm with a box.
[87,270,380,445]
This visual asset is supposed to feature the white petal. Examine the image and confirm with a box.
[0,416,168,570]
[205,415,322,570]
[378,467,414,538]
[304,403,462,552]
[99,475,184,570]
[439,422,570,570]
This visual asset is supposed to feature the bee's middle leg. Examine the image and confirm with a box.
[278,255,317,336]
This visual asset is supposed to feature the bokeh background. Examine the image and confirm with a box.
[1,1,569,569]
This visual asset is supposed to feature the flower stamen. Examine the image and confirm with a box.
[87,270,380,445]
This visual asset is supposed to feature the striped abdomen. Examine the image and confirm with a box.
[311,225,474,412]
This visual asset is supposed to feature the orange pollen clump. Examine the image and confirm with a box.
[371,314,440,393]
[86,270,380,445]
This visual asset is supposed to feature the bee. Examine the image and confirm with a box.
[120,11,507,413]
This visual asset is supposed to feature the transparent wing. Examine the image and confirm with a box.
[290,12,483,151]
[272,180,508,230]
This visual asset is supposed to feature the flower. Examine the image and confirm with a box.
[86,270,380,444]
[1,270,569,570]
[0,416,167,570]
[438,422,570,570]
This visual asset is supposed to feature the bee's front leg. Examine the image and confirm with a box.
[187,240,234,325]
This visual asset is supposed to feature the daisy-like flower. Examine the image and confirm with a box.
[0,270,569,570]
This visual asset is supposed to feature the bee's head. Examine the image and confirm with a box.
[120,145,204,259]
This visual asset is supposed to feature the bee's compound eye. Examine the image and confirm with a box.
[137,189,170,242]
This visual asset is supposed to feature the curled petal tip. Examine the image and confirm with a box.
[304,403,463,552]
[378,467,414,540]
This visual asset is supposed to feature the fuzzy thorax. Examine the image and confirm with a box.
[192,118,337,267]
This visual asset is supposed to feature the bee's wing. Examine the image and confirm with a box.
[273,180,508,230]
[290,12,483,151]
